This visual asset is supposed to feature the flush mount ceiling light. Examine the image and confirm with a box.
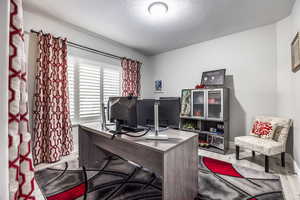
[148,2,168,16]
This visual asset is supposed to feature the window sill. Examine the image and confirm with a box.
[71,120,101,127]
[72,123,79,127]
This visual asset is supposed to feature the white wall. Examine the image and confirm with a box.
[276,0,300,167]
[149,24,278,140]
[23,10,153,98]
[0,0,9,199]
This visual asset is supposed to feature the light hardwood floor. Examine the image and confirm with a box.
[199,147,300,200]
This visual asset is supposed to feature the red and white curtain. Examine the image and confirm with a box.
[121,58,141,96]
[32,32,73,165]
[8,0,37,199]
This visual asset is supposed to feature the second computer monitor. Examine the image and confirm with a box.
[137,97,180,129]
[159,97,180,129]
[137,99,155,126]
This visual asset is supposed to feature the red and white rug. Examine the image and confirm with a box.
[197,157,284,200]
[35,156,284,200]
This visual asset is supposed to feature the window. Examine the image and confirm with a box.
[79,64,101,120]
[68,57,121,123]
[103,68,121,105]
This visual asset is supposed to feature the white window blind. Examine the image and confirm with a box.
[103,68,121,106]
[67,56,122,123]
[68,62,75,119]
[79,64,101,120]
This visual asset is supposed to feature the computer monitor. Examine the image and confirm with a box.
[137,99,155,126]
[108,96,138,130]
[159,97,181,129]
[137,97,181,129]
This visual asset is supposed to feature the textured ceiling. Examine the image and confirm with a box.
[24,0,295,55]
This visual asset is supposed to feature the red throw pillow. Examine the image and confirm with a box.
[250,120,277,139]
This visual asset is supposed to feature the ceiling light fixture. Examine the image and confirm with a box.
[148,2,168,16]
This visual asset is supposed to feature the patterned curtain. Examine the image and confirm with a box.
[121,58,141,96]
[32,32,73,165]
[8,0,37,199]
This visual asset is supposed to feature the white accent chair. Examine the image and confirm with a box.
[234,116,292,172]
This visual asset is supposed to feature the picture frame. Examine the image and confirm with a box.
[291,32,300,73]
[155,80,162,91]
[180,89,191,116]
[201,69,226,86]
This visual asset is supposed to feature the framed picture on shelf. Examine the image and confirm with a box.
[155,80,162,91]
[291,32,300,73]
[201,69,226,86]
[180,89,191,116]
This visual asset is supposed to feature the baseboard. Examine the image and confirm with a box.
[294,159,300,175]
[293,159,300,188]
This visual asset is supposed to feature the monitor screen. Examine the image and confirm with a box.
[108,96,138,128]
[159,97,181,128]
[137,99,155,126]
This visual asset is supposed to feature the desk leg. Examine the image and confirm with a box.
[163,136,198,200]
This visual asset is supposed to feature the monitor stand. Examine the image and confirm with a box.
[146,100,168,140]
[115,120,123,134]
[146,130,169,140]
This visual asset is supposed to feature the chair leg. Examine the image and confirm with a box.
[236,146,240,160]
[265,155,269,173]
[281,152,285,167]
[252,151,255,157]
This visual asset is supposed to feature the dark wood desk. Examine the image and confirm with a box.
[79,122,198,200]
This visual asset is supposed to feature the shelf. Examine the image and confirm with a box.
[180,116,223,121]
[181,129,224,138]
[181,128,201,133]
[180,116,203,120]
[204,118,224,122]
[180,87,229,155]
[193,115,205,118]
[199,131,224,137]
[198,146,225,154]
[180,116,192,120]
[153,91,165,94]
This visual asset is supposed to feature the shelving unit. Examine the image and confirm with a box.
[180,88,229,154]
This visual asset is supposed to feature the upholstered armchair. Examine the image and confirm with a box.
[234,116,292,172]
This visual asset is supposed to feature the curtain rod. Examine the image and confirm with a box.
[28,29,128,61]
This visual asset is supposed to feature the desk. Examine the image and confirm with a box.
[79,122,198,200]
